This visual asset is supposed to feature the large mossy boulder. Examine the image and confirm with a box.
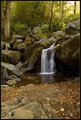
[65,19,80,35]
[55,33,80,72]
[52,31,66,40]
[1,50,21,64]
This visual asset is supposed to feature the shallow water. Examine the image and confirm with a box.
[15,72,70,87]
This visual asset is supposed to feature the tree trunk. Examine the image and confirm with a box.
[49,1,54,30]
[3,1,11,40]
[74,1,76,14]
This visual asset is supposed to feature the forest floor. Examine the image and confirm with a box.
[1,77,80,119]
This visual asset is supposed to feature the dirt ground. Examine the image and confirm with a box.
[1,77,80,119]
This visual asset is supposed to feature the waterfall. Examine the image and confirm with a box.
[41,43,56,74]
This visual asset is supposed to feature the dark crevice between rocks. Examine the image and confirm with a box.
[54,53,79,77]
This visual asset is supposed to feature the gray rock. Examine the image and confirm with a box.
[1,98,59,119]
[53,31,66,40]
[11,108,34,119]
[65,19,80,35]
[1,42,5,50]
[5,96,30,107]
[7,80,17,86]
[1,106,10,118]
[15,61,23,69]
[1,62,22,78]
[1,42,10,50]
[55,33,80,70]
[24,101,46,119]
[12,39,23,50]
[18,43,26,51]
[12,35,24,39]
[2,50,21,64]
[8,75,20,81]
[42,103,59,119]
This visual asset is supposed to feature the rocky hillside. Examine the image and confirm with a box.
[1,19,80,83]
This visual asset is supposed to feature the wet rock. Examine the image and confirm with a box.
[2,50,21,64]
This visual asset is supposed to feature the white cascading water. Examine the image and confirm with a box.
[41,43,56,74]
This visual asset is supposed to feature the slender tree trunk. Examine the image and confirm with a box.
[3,1,11,40]
[49,1,54,30]
[74,1,76,14]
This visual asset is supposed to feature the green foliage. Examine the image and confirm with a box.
[6,1,80,36]
[11,22,27,35]
[41,24,49,33]
[64,13,80,25]
[11,1,47,27]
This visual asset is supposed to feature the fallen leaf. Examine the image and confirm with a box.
[60,108,64,112]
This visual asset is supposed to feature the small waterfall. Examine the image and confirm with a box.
[41,43,56,74]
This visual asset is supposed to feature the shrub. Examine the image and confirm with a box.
[11,22,28,35]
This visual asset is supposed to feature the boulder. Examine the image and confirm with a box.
[10,34,25,49]
[2,50,21,64]
[18,43,26,51]
[12,39,23,50]
[53,31,66,40]
[24,101,47,119]
[1,42,10,50]
[7,80,17,86]
[24,37,34,46]
[55,33,80,73]
[12,35,25,40]
[1,107,10,118]
[65,19,80,35]
[11,108,34,119]
[1,62,26,80]
[1,96,59,119]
